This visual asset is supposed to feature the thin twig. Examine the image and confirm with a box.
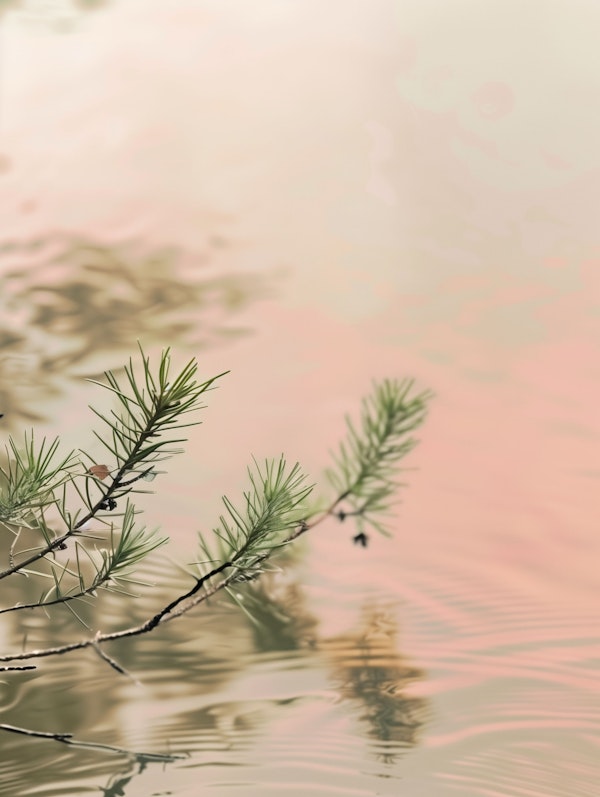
[91,634,140,684]
[0,482,353,665]
[0,559,233,663]
[0,580,104,616]
[0,723,186,761]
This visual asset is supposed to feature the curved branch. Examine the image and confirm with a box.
[0,495,340,667]
[0,559,233,663]
[0,723,185,761]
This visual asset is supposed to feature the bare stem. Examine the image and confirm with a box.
[0,723,185,761]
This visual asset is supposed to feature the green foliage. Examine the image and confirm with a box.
[197,457,313,585]
[85,344,226,478]
[0,347,432,647]
[326,379,433,537]
[0,433,77,526]
[0,346,227,608]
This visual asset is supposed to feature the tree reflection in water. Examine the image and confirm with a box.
[0,233,265,425]
[322,603,427,763]
[239,573,428,764]
[0,0,112,24]
[0,563,428,791]
[231,567,320,653]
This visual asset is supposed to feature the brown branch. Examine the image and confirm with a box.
[91,634,140,683]
[0,497,342,666]
[0,724,72,741]
[0,723,185,760]
[0,574,109,616]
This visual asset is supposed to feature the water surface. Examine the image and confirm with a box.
[0,2,598,796]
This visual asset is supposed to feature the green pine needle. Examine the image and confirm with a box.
[326,379,433,537]
[197,456,313,585]
[0,433,78,526]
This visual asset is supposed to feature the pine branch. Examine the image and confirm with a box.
[0,357,431,678]
[324,379,433,539]
[0,457,312,662]
[0,502,166,615]
[197,456,313,585]
[0,433,78,526]
[0,346,226,582]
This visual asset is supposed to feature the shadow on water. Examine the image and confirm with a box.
[0,571,252,794]
[99,759,150,797]
[0,232,267,425]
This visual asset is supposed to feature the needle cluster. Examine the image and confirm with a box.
[198,457,313,585]
[326,379,433,538]
[0,346,226,615]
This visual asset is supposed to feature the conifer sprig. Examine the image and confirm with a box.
[0,433,78,527]
[0,354,431,675]
[85,344,227,483]
[197,457,312,585]
[325,379,433,538]
[0,502,166,615]
[0,346,226,583]
[0,348,432,762]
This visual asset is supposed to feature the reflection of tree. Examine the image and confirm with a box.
[100,762,139,797]
[0,589,242,790]
[231,562,319,652]
[0,1,20,15]
[0,234,265,424]
[235,573,427,764]
[322,603,427,762]
[0,0,111,21]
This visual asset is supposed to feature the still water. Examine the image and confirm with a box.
[0,2,599,795]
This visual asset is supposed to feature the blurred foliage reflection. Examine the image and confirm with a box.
[2,556,428,789]
[323,603,427,761]
[0,0,112,22]
[0,233,265,424]
[238,573,428,762]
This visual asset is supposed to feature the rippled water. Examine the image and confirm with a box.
[0,2,599,796]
